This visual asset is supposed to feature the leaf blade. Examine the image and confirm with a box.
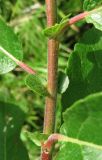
[43,14,70,39]
[0,19,23,74]
[62,27,102,109]
[86,7,102,31]
[25,74,48,96]
[0,101,29,160]
[55,92,102,160]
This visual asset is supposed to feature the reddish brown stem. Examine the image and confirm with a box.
[69,11,89,25]
[42,133,102,152]
[44,40,59,134]
[43,134,59,151]
[42,0,59,159]
[43,0,58,135]
[42,133,64,159]
[0,46,36,74]
[17,61,36,74]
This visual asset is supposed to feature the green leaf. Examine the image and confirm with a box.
[43,14,70,39]
[58,71,69,94]
[25,74,48,96]
[83,0,102,10]
[86,7,102,31]
[21,130,40,160]
[62,28,102,109]
[25,131,48,147]
[0,19,23,74]
[55,92,102,160]
[0,101,29,160]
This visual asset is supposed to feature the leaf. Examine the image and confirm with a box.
[43,14,70,39]
[21,130,40,160]
[0,101,29,160]
[25,74,48,96]
[83,0,102,10]
[55,92,102,160]
[58,71,69,94]
[62,27,102,109]
[0,19,23,74]
[25,131,48,147]
[86,7,102,31]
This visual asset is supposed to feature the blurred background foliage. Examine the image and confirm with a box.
[0,0,87,159]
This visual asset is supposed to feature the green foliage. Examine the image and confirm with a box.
[55,92,102,160]
[0,19,23,74]
[44,6,102,40]
[43,15,70,39]
[86,7,102,31]
[25,74,48,96]
[18,16,47,72]
[83,0,102,10]
[58,71,69,94]
[62,27,102,109]
[25,131,48,147]
[0,0,14,20]
[1,0,102,160]
[58,0,82,13]
[0,101,29,160]
[21,129,40,160]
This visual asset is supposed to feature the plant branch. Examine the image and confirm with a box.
[68,6,102,25]
[69,11,88,25]
[42,133,102,153]
[43,0,59,135]
[0,46,36,74]
[44,6,102,39]
[41,0,59,159]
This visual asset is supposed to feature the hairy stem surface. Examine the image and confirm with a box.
[44,0,58,135]
[42,0,59,159]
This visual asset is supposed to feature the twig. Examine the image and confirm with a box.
[0,46,36,74]
[43,133,102,153]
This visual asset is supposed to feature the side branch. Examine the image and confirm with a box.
[69,11,88,25]
[0,46,36,74]
[42,133,102,153]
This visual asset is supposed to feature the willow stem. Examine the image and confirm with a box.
[44,0,58,135]
[43,0,58,135]
[43,133,102,152]
[41,0,59,159]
